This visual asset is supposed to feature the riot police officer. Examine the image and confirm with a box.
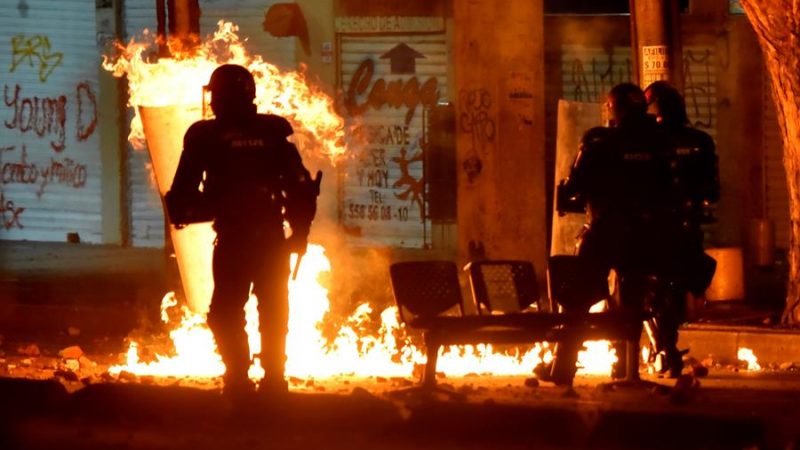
[644,80,719,377]
[545,83,676,385]
[167,64,317,397]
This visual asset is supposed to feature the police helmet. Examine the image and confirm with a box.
[606,83,647,125]
[207,64,256,105]
[644,81,689,128]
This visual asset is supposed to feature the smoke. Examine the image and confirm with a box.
[309,208,395,343]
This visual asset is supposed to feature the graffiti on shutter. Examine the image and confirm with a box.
[340,34,447,248]
[0,0,102,242]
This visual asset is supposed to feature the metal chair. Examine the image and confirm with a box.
[389,260,466,399]
[464,260,541,314]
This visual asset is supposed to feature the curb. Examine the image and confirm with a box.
[679,324,800,365]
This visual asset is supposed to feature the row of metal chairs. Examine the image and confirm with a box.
[388,258,646,396]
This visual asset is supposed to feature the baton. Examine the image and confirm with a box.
[292,251,304,281]
[290,171,322,281]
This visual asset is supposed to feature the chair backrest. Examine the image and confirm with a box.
[389,261,464,323]
[465,260,540,314]
[547,255,609,312]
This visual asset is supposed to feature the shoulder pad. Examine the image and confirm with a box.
[185,119,215,138]
[685,127,715,147]
[580,127,613,149]
[258,114,294,138]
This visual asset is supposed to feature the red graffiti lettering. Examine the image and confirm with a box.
[1,145,37,186]
[0,145,88,198]
[4,84,67,151]
[76,81,97,141]
[38,157,87,197]
[345,59,439,125]
[0,191,24,230]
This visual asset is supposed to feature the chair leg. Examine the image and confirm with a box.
[388,338,465,401]
[598,339,669,394]
[422,340,440,388]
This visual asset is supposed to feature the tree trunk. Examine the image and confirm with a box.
[741,0,800,324]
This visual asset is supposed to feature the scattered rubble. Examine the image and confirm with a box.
[391,377,413,387]
[100,372,116,382]
[78,356,95,370]
[63,359,80,372]
[17,344,40,356]
[524,377,540,388]
[54,370,79,382]
[59,346,83,360]
[118,370,139,382]
[458,384,475,395]
[350,386,372,398]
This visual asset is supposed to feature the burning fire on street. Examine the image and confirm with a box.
[107,243,616,381]
[738,347,762,371]
[102,21,617,387]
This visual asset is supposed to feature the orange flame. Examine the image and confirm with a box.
[110,244,617,380]
[102,21,345,164]
[737,347,761,371]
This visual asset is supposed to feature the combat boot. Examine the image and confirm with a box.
[258,377,288,397]
[222,375,255,405]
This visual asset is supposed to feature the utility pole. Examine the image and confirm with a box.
[454,0,547,289]
[629,0,683,92]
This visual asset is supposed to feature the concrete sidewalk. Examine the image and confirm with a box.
[680,322,800,367]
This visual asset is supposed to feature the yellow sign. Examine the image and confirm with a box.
[641,45,670,86]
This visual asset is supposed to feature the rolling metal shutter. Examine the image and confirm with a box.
[560,45,633,103]
[339,33,448,248]
[123,0,297,247]
[682,45,716,139]
[0,0,103,243]
[559,44,716,139]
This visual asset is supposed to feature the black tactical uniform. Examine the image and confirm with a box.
[167,65,316,396]
[644,81,719,376]
[548,83,676,385]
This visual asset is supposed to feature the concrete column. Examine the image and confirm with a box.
[630,0,683,91]
[454,0,546,282]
